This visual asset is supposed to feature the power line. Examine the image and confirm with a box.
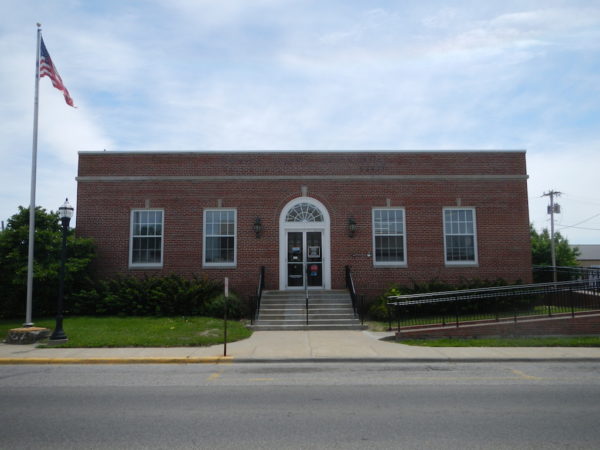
[557,211,600,230]
[559,225,600,231]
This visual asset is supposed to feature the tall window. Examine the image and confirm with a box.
[204,209,236,266]
[372,208,406,266]
[130,210,163,267]
[444,208,477,264]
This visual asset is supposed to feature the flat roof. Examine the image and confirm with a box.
[572,245,600,260]
[78,149,526,155]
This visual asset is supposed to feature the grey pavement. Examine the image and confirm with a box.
[2,330,600,363]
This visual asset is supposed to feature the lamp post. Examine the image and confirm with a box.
[49,198,73,342]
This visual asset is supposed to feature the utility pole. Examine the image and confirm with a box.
[542,190,561,283]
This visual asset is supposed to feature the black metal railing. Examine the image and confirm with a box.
[305,276,309,326]
[345,265,357,315]
[533,265,600,283]
[345,265,364,325]
[387,279,600,331]
[250,266,265,325]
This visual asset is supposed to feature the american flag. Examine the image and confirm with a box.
[39,37,75,107]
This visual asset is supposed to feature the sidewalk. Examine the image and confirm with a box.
[2,330,600,364]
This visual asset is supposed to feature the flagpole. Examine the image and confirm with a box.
[24,23,42,327]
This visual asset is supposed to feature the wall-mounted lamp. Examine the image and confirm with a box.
[348,217,357,238]
[253,217,262,238]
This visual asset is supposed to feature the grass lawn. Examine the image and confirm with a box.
[397,336,600,347]
[1,316,252,347]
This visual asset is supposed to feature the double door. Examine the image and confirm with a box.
[287,231,323,288]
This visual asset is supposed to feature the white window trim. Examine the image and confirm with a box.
[129,209,164,269]
[203,208,237,268]
[443,207,478,266]
[372,207,407,267]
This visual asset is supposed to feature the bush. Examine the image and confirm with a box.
[201,293,246,320]
[69,274,223,317]
[369,285,405,321]
[369,278,516,321]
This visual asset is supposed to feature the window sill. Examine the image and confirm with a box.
[129,264,163,270]
[445,262,479,268]
[373,263,408,268]
[203,264,237,269]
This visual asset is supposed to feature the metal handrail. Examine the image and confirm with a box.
[386,278,600,331]
[251,266,265,324]
[345,265,357,315]
[533,265,600,283]
[305,276,309,326]
[533,265,600,275]
[388,279,596,306]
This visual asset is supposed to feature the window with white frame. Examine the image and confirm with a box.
[286,202,324,222]
[443,208,477,264]
[204,209,236,266]
[130,209,163,267]
[372,208,406,265]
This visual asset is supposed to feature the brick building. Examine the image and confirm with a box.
[76,151,531,299]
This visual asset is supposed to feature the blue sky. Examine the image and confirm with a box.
[1,0,599,244]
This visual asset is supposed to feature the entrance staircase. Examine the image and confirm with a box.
[251,290,365,331]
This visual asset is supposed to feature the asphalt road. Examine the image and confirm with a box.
[1,362,599,449]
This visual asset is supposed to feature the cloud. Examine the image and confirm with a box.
[1,0,599,246]
[528,142,600,244]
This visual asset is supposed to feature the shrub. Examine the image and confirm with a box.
[369,285,404,321]
[369,278,517,321]
[201,293,246,320]
[69,274,223,317]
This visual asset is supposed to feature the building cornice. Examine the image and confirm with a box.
[77,174,528,182]
[78,149,526,156]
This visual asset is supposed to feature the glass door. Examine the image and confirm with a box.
[306,231,323,287]
[287,231,323,288]
[287,232,304,287]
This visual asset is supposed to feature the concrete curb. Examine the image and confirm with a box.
[2,356,600,364]
[0,356,234,365]
[232,357,600,363]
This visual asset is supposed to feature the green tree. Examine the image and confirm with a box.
[530,224,579,282]
[0,206,95,319]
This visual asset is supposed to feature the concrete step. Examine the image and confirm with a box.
[259,306,355,311]
[259,314,357,320]
[260,290,349,299]
[261,295,351,301]
[254,318,361,326]
[250,324,367,331]
[254,290,362,331]
[261,299,351,304]
[258,308,355,315]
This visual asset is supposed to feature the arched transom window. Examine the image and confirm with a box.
[285,202,324,222]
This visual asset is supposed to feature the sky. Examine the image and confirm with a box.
[1,0,599,244]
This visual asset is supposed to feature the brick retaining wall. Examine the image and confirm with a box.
[396,312,600,339]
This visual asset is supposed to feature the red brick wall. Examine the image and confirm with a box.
[76,151,531,300]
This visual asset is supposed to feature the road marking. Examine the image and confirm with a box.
[208,372,222,381]
[511,369,542,380]
[388,377,523,381]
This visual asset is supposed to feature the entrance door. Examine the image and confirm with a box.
[279,197,330,290]
[287,231,323,288]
